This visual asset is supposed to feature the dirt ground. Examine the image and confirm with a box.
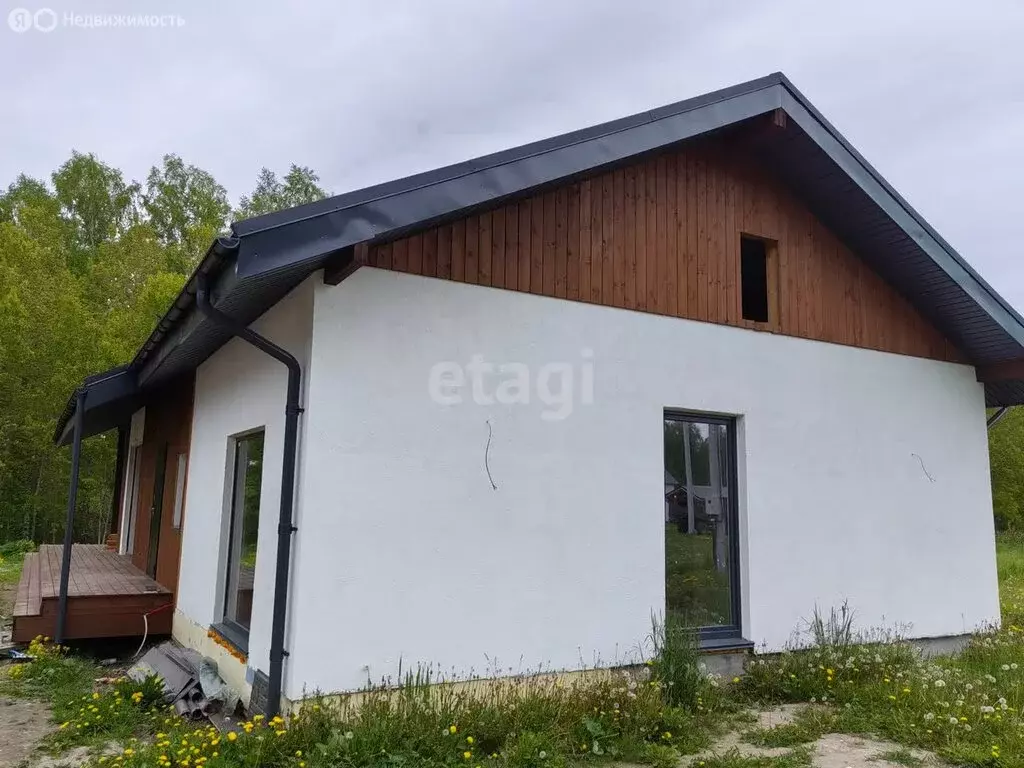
[697,705,941,768]
[0,696,54,767]
[0,699,942,768]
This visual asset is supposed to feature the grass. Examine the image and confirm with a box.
[741,707,836,748]
[686,746,814,768]
[3,534,1024,767]
[0,538,33,590]
[734,534,1024,767]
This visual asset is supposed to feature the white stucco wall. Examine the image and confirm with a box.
[175,276,315,681]
[280,268,999,697]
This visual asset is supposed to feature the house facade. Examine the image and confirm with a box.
[55,74,1023,713]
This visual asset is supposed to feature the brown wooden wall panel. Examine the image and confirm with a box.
[366,142,961,362]
[130,375,194,593]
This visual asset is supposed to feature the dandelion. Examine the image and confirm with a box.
[463,751,472,760]
[934,679,946,687]
[466,737,474,745]
[450,725,458,734]
[296,751,303,757]
[227,732,237,742]
[344,732,354,740]
[923,713,935,721]
[538,751,547,759]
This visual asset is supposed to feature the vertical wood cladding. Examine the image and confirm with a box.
[366,144,960,362]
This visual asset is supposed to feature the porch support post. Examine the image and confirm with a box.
[55,388,87,645]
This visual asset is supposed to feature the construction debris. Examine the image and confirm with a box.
[128,641,238,719]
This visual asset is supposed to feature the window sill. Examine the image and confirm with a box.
[210,621,249,658]
[699,635,754,653]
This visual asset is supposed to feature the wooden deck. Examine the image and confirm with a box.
[12,544,174,643]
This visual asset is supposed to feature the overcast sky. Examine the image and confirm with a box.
[2,0,1023,306]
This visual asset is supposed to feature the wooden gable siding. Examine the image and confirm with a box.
[365,143,961,363]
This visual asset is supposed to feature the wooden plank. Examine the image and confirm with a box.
[422,229,438,279]
[655,156,668,314]
[531,195,545,294]
[437,225,452,279]
[580,180,592,302]
[393,237,408,273]
[675,153,688,318]
[665,154,678,317]
[478,211,492,287]
[612,169,625,308]
[623,165,636,310]
[408,233,423,275]
[519,200,533,292]
[685,153,698,317]
[696,154,708,320]
[505,205,519,291]
[643,157,659,313]
[634,164,647,311]
[567,184,581,301]
[452,219,466,282]
[543,192,557,296]
[601,172,614,305]
[723,161,737,325]
[592,177,605,304]
[491,206,505,290]
[555,187,568,298]
[465,216,479,285]
[708,161,722,324]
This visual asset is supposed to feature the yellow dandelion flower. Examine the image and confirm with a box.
[227,732,238,742]
[450,725,458,734]
[463,751,472,760]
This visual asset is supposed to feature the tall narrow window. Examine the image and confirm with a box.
[172,453,187,530]
[223,431,265,635]
[664,413,740,637]
[740,236,770,323]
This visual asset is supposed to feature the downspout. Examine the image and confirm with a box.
[988,407,1010,429]
[195,268,301,719]
[55,388,87,645]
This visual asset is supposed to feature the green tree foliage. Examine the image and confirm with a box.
[143,154,231,274]
[235,165,326,219]
[0,153,327,544]
[989,408,1024,531]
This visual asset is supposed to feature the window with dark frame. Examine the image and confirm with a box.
[740,235,770,323]
[663,413,741,638]
[222,431,265,637]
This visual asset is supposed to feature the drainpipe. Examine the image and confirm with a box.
[55,388,87,645]
[988,407,1010,429]
[195,268,301,719]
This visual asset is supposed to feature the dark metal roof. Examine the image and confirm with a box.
[54,71,1024,441]
[54,366,139,446]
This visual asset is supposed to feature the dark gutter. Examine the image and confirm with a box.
[55,388,87,644]
[195,247,301,719]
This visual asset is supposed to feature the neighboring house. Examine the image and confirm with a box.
[48,73,1024,715]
